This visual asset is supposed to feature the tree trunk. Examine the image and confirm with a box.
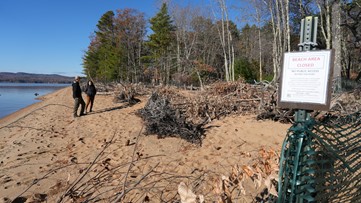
[318,0,332,49]
[176,33,182,73]
[220,1,229,82]
[264,0,280,82]
[254,0,263,81]
[285,0,290,51]
[258,27,263,81]
[215,0,234,82]
[332,1,342,91]
[196,70,204,91]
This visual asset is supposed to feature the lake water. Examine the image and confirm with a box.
[0,83,69,119]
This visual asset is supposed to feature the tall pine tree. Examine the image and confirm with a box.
[147,3,175,85]
[83,11,123,82]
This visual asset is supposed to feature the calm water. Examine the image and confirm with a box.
[0,83,69,119]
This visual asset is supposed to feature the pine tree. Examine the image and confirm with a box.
[82,34,99,78]
[147,3,175,85]
[83,11,122,82]
[96,11,116,44]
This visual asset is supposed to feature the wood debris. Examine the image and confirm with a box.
[98,81,361,144]
[137,91,205,145]
[137,81,290,143]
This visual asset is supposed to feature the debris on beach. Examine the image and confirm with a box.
[137,81,288,144]
[100,81,361,144]
[137,91,205,145]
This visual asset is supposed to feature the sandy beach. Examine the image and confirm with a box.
[0,87,291,202]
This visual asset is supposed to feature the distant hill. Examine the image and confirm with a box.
[0,72,73,83]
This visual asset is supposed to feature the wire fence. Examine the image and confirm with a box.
[278,111,361,202]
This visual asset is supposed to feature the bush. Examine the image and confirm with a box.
[234,58,258,82]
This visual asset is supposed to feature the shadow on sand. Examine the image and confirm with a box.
[85,103,134,116]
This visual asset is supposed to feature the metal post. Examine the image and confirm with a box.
[298,16,318,52]
[295,16,318,203]
[296,16,318,121]
[278,16,318,203]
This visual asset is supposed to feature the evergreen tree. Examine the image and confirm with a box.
[147,3,175,85]
[83,11,122,82]
[96,11,116,44]
[234,58,258,82]
[82,35,99,78]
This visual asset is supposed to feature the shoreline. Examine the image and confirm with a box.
[0,83,69,122]
[0,87,69,128]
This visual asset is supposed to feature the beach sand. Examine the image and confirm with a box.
[0,87,291,202]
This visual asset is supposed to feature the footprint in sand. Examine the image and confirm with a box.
[2,176,12,184]
[4,196,27,203]
[26,193,47,202]
[17,152,27,157]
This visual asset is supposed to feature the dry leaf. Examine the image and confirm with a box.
[253,173,263,189]
[198,195,205,203]
[241,165,255,177]
[238,179,246,195]
[178,182,197,203]
[259,148,268,159]
[221,181,232,203]
[222,176,232,198]
[265,175,278,197]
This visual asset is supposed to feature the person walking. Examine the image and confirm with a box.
[84,80,97,113]
[72,76,85,117]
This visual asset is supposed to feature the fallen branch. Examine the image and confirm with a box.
[57,131,117,203]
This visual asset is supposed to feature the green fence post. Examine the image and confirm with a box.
[277,16,318,203]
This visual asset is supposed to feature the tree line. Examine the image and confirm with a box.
[82,0,361,89]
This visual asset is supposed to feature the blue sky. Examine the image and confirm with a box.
[0,0,159,77]
[0,0,246,77]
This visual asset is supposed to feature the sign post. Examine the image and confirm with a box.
[277,16,334,203]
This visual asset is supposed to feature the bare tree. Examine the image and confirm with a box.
[317,0,332,49]
[114,9,146,83]
[261,0,291,82]
[248,0,269,81]
[170,4,199,77]
[263,0,278,82]
[341,0,361,80]
[317,0,343,90]
[213,0,235,82]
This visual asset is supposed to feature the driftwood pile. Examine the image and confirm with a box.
[97,81,361,144]
[329,88,361,115]
[137,82,291,144]
[113,87,141,105]
[137,92,205,145]
[137,81,361,144]
[94,82,149,105]
[184,81,293,123]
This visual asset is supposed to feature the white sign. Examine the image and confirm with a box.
[280,50,332,105]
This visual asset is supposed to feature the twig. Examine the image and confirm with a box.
[113,162,160,202]
[57,131,117,203]
[13,163,75,201]
[113,127,143,202]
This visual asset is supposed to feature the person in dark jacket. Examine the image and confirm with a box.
[72,76,85,117]
[84,80,97,113]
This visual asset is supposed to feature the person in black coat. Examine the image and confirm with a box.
[84,80,97,113]
[72,76,85,117]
